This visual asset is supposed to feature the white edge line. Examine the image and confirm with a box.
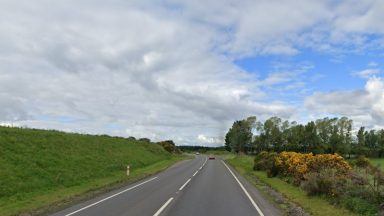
[179,178,191,191]
[153,197,174,216]
[221,161,265,216]
[193,170,198,176]
[65,176,158,216]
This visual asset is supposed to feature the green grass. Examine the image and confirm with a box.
[370,158,384,170]
[227,155,356,216]
[0,126,184,216]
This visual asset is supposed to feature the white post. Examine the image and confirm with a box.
[127,165,130,176]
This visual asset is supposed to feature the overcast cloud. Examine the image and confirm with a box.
[1,0,384,146]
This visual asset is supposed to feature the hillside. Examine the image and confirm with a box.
[0,126,181,216]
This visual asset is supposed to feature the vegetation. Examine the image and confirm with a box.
[227,156,355,216]
[224,115,384,215]
[157,140,181,154]
[225,116,384,157]
[178,145,227,153]
[0,126,183,216]
[254,152,384,215]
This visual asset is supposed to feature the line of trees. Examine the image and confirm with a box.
[225,116,384,157]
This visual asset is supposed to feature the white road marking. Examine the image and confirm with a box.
[64,177,158,216]
[153,197,174,216]
[193,170,198,176]
[222,161,265,216]
[179,178,191,191]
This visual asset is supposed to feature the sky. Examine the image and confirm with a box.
[0,0,383,146]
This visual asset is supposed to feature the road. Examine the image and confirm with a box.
[51,155,281,216]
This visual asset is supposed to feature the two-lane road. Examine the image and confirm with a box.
[51,155,281,216]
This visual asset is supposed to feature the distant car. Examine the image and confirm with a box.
[208,155,215,160]
[195,152,200,155]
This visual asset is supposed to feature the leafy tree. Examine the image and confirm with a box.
[357,127,366,156]
[225,118,254,153]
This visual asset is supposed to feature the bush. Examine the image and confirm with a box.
[301,168,347,197]
[253,151,278,177]
[353,155,371,168]
[340,196,377,215]
[274,151,351,184]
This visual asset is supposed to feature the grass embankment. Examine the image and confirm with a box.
[0,126,184,216]
[227,155,355,216]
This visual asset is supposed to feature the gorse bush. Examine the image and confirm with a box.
[253,151,278,177]
[253,151,384,215]
[273,152,351,184]
[353,155,371,168]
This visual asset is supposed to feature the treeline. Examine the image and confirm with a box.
[178,145,227,153]
[225,116,384,157]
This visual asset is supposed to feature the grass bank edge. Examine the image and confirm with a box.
[226,155,356,216]
[1,155,187,216]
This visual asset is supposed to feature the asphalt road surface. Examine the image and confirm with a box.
[51,155,281,216]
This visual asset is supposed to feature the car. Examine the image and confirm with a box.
[195,152,200,155]
[208,155,215,160]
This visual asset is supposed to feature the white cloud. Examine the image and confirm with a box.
[197,134,222,145]
[0,0,384,146]
[305,77,384,127]
[352,69,381,78]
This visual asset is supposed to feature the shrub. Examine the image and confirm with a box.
[340,196,377,215]
[274,151,351,184]
[301,168,347,197]
[353,155,371,168]
[253,151,278,177]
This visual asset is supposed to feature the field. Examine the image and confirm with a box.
[227,155,355,216]
[370,158,384,170]
[0,126,183,216]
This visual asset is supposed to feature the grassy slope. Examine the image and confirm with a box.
[227,155,356,216]
[0,126,182,216]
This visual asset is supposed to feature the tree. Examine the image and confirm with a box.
[304,121,319,153]
[225,118,253,153]
[357,127,366,156]
[378,130,384,157]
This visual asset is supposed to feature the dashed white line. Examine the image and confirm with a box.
[222,161,265,216]
[179,178,191,191]
[192,170,199,176]
[64,177,158,216]
[153,197,174,216]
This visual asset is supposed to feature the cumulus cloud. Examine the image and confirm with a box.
[305,77,384,128]
[0,0,384,146]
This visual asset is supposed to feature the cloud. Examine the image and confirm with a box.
[305,77,384,127]
[0,0,384,146]
[352,69,381,78]
[197,134,222,145]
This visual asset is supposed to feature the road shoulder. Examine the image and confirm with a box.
[223,159,283,216]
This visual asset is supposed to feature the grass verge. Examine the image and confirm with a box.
[227,155,356,216]
[0,126,186,216]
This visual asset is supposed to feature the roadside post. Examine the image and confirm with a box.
[127,165,130,176]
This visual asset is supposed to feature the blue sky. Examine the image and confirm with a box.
[1,0,384,146]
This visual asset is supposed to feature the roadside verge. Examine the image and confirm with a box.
[226,155,356,216]
[3,156,187,216]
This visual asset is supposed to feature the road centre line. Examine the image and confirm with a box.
[222,161,265,216]
[179,178,191,191]
[153,197,174,216]
[192,170,198,176]
[64,177,158,216]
